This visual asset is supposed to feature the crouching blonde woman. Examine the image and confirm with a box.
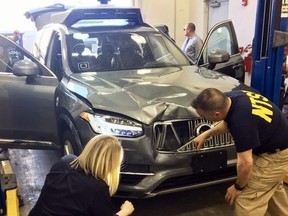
[29,134,134,216]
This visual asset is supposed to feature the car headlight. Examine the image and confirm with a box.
[80,112,143,137]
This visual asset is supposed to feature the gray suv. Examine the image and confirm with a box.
[0,4,252,198]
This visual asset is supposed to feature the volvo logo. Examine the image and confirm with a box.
[195,123,213,139]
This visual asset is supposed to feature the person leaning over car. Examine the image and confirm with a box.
[181,22,203,64]
[28,134,134,216]
[191,88,288,216]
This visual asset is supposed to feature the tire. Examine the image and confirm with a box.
[62,130,80,156]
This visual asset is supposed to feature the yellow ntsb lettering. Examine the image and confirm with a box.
[242,91,273,123]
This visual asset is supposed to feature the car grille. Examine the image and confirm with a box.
[153,119,234,152]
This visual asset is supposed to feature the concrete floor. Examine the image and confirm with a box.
[4,149,62,216]
[1,149,287,216]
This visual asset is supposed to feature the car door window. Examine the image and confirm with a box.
[199,21,239,66]
[0,44,13,72]
[0,36,26,73]
[197,20,245,82]
[0,37,26,73]
[202,26,232,64]
[0,35,55,77]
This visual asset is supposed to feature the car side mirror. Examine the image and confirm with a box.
[208,49,230,69]
[12,60,39,77]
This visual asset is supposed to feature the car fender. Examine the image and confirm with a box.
[57,110,83,153]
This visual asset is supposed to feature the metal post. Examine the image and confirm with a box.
[251,0,288,106]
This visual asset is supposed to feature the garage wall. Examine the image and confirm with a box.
[228,1,258,48]
[134,0,208,48]
[207,0,229,30]
[135,0,176,38]
[134,0,257,49]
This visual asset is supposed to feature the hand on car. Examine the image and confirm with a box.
[193,132,207,150]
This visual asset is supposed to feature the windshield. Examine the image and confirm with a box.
[67,31,190,73]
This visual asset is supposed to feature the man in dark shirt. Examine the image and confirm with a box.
[192,88,288,216]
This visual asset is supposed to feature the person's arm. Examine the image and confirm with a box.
[115,200,134,216]
[225,149,253,205]
[235,149,253,188]
[88,184,134,216]
[186,43,197,64]
[193,120,229,150]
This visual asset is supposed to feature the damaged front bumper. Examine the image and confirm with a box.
[117,118,237,198]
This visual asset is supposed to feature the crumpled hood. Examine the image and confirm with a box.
[67,66,244,124]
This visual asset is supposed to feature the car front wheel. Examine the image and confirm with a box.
[62,130,80,156]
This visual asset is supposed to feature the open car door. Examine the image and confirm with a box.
[0,34,59,150]
[198,20,245,83]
